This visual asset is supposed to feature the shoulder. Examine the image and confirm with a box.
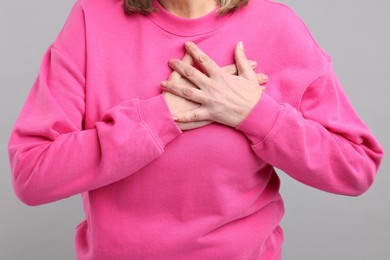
[53,0,124,52]
[77,0,122,8]
[245,0,317,36]
[77,0,123,10]
[244,0,330,60]
[74,0,126,19]
[238,1,331,85]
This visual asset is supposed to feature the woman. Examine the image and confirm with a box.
[8,0,383,259]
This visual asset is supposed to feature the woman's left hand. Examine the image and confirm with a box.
[161,41,265,128]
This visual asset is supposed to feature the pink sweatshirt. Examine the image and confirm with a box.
[8,0,383,259]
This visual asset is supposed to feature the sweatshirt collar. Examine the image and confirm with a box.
[147,0,235,37]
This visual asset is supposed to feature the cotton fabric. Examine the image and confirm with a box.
[8,0,383,259]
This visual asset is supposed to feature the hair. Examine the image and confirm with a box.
[124,0,249,15]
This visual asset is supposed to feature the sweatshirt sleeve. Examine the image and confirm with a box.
[8,1,181,206]
[237,59,383,196]
[236,4,383,196]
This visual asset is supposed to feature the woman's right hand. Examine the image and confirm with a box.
[163,53,209,130]
[163,53,268,131]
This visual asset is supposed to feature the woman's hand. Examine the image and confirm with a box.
[163,48,268,130]
[161,41,266,128]
[163,53,212,130]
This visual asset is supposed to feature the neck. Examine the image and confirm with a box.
[158,0,218,18]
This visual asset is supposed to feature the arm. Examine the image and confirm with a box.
[8,45,181,206]
[8,2,181,206]
[237,60,383,195]
[163,42,383,196]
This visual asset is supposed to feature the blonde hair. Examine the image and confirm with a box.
[124,0,249,15]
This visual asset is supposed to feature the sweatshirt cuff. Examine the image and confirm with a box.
[138,95,182,148]
[236,93,284,145]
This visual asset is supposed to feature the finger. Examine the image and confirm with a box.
[169,53,194,81]
[257,73,269,85]
[173,108,210,123]
[249,61,258,69]
[161,80,206,104]
[184,41,221,76]
[223,60,257,75]
[235,41,256,79]
[182,52,194,65]
[223,64,239,75]
[168,58,211,89]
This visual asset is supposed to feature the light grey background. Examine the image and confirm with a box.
[0,0,388,259]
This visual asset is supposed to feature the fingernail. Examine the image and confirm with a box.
[261,74,269,81]
[161,81,167,87]
[250,61,258,68]
[239,41,244,50]
[168,59,179,69]
[185,41,193,50]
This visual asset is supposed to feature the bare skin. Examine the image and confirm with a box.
[158,1,266,130]
[158,0,218,18]
[162,41,265,129]
[163,51,267,130]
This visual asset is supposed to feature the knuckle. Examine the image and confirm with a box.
[226,65,237,75]
[184,67,194,77]
[198,55,207,64]
[191,112,198,121]
[183,88,193,97]
[212,69,225,79]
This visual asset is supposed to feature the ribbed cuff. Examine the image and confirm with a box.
[137,95,182,148]
[236,93,284,145]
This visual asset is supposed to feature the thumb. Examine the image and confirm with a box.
[234,41,256,79]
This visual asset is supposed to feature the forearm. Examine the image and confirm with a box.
[9,95,181,206]
[237,92,383,196]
